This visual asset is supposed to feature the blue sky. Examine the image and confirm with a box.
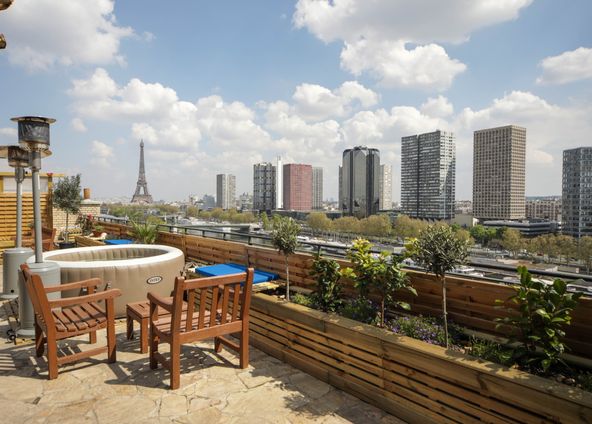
[0,0,591,202]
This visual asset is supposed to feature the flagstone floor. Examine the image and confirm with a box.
[0,305,404,423]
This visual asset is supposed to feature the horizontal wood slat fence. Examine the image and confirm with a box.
[96,222,592,357]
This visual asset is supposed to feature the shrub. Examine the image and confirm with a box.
[310,255,343,312]
[291,292,315,308]
[131,221,158,244]
[389,315,463,347]
[466,337,514,367]
[341,298,379,325]
[496,266,582,373]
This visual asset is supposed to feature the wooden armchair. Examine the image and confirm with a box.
[20,264,121,380]
[149,269,254,389]
[21,227,56,251]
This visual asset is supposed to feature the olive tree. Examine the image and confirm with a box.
[52,174,82,241]
[410,225,468,348]
[271,216,300,301]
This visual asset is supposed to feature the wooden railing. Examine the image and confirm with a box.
[94,221,592,358]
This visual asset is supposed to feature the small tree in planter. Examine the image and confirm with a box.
[310,254,343,312]
[344,238,416,328]
[271,216,300,301]
[52,174,82,245]
[131,220,158,244]
[410,225,468,348]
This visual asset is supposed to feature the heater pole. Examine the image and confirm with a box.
[30,151,43,263]
[15,166,24,247]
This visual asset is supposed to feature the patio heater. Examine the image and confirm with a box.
[11,116,61,338]
[0,146,35,299]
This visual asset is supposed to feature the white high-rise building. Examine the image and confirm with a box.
[216,174,236,210]
[276,156,283,209]
[401,130,455,220]
[379,164,392,210]
[312,167,323,210]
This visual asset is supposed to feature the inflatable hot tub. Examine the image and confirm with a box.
[35,244,185,316]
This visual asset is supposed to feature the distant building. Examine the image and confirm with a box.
[253,162,276,212]
[562,147,592,237]
[525,198,561,222]
[379,164,392,210]
[216,174,236,210]
[401,130,455,220]
[341,146,380,218]
[312,167,323,210]
[338,165,343,210]
[455,200,473,214]
[473,125,526,220]
[283,164,313,211]
[201,194,216,210]
[276,156,283,209]
[483,220,558,237]
[238,192,253,211]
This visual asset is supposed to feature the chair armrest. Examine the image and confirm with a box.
[148,292,173,313]
[48,288,122,308]
[45,278,104,293]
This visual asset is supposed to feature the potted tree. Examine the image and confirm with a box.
[270,216,300,301]
[410,225,468,348]
[52,174,82,249]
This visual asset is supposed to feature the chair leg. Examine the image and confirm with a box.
[214,337,222,353]
[89,330,97,345]
[140,318,148,354]
[34,320,44,358]
[239,328,249,369]
[149,327,158,370]
[107,316,116,364]
[47,336,58,380]
[126,315,133,340]
[170,340,180,390]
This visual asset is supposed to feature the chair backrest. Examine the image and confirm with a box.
[170,268,254,334]
[20,264,55,332]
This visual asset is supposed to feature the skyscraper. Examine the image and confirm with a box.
[253,162,276,212]
[341,146,380,218]
[379,164,392,210]
[276,156,283,210]
[562,147,592,237]
[216,174,236,210]
[473,125,526,220]
[401,130,455,220]
[312,167,323,210]
[283,164,313,211]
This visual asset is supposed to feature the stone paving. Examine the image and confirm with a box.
[0,310,404,423]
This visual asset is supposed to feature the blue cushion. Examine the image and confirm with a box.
[194,263,278,284]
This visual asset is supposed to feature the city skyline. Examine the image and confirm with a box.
[0,1,591,201]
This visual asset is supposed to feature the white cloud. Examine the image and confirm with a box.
[294,0,531,90]
[536,47,592,85]
[421,95,454,118]
[292,81,378,121]
[70,118,87,133]
[90,140,114,168]
[0,127,17,137]
[1,0,134,72]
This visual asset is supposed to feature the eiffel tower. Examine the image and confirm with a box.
[131,140,154,203]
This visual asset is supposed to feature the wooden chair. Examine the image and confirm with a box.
[21,227,56,251]
[20,264,121,380]
[148,269,254,389]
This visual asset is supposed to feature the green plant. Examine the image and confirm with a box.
[131,221,158,244]
[270,216,300,301]
[53,174,82,242]
[341,298,379,325]
[343,238,416,327]
[467,337,514,367]
[410,225,469,348]
[291,292,314,308]
[496,266,582,373]
[310,254,343,312]
[389,315,463,347]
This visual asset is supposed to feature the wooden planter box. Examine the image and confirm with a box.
[249,292,592,424]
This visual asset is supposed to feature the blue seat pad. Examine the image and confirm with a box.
[195,263,278,284]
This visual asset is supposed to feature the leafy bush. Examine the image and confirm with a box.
[53,174,82,240]
[389,315,463,347]
[341,298,379,325]
[291,292,315,308]
[310,255,343,312]
[131,221,158,244]
[343,238,416,327]
[496,266,582,373]
[466,337,514,367]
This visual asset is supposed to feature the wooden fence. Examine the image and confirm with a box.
[250,294,592,424]
[95,222,592,357]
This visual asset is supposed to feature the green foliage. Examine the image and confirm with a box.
[131,221,158,244]
[291,292,315,308]
[186,205,199,218]
[392,215,428,240]
[341,298,379,325]
[344,238,416,327]
[466,337,515,367]
[332,216,362,234]
[307,212,333,235]
[501,228,524,257]
[496,266,582,373]
[53,174,82,238]
[271,216,301,301]
[469,224,498,246]
[389,315,462,347]
[260,212,271,230]
[310,255,343,312]
[360,214,392,237]
[411,225,469,347]
[76,213,94,235]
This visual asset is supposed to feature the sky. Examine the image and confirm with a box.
[0,0,591,203]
